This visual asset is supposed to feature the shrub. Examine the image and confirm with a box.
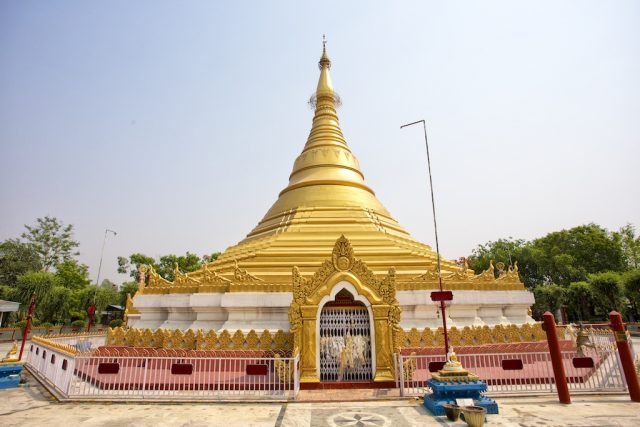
[109,319,123,328]
[71,319,86,328]
[13,320,27,329]
[39,322,54,328]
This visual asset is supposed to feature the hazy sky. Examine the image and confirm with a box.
[1,1,639,285]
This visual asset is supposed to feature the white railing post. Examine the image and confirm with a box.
[141,358,148,399]
[294,354,300,396]
[397,353,405,396]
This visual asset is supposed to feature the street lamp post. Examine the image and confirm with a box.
[400,120,451,356]
[95,229,117,287]
[90,229,117,332]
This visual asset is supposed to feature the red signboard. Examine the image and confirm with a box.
[430,291,453,302]
[572,357,595,369]
[246,364,269,376]
[428,361,446,372]
[501,359,524,370]
[171,363,194,375]
[98,362,120,374]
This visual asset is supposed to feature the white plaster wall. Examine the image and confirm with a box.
[130,289,535,332]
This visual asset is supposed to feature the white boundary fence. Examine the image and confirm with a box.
[395,347,626,396]
[25,337,300,401]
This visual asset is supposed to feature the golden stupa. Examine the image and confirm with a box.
[126,42,535,383]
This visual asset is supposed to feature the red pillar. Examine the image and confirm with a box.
[609,311,640,402]
[543,311,571,404]
[18,292,36,361]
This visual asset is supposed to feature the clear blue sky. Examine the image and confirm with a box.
[1,1,639,285]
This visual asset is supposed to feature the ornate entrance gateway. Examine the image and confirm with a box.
[319,290,372,381]
[288,235,401,383]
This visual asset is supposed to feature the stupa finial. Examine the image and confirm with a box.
[319,34,330,70]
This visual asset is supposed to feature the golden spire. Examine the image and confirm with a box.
[278,38,373,198]
[244,38,410,239]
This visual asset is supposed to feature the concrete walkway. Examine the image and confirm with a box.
[2,340,639,426]
[1,371,639,427]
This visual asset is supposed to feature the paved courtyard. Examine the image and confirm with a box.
[2,340,640,426]
[1,370,639,427]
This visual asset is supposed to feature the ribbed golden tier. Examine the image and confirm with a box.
[208,45,454,282]
[144,45,524,293]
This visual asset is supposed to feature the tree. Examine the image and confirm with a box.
[156,252,202,281]
[77,286,119,319]
[203,252,221,263]
[55,259,90,289]
[100,278,117,289]
[14,271,61,321]
[531,224,625,286]
[467,238,541,287]
[118,252,205,282]
[119,281,139,307]
[21,217,80,272]
[615,224,640,270]
[0,239,42,286]
[565,281,594,322]
[532,284,566,317]
[588,271,624,313]
[622,269,640,316]
[118,253,156,280]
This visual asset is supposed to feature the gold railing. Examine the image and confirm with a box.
[397,323,547,348]
[106,327,294,352]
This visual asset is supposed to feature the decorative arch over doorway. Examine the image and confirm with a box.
[288,235,401,383]
[316,282,375,381]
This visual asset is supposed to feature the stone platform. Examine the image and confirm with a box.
[423,378,499,415]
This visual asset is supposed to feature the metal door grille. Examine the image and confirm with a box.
[319,306,372,381]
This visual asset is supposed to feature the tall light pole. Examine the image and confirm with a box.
[90,229,117,332]
[95,228,117,287]
[400,120,451,356]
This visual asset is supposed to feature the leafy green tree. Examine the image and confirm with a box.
[21,217,80,272]
[77,286,119,320]
[118,252,204,282]
[565,281,594,322]
[156,252,202,281]
[615,224,640,270]
[532,284,566,317]
[41,286,73,324]
[119,281,139,307]
[0,239,42,286]
[203,252,221,263]
[622,269,640,315]
[531,224,624,286]
[118,253,156,280]
[588,271,624,313]
[467,238,540,287]
[100,278,117,289]
[14,271,61,321]
[55,259,90,289]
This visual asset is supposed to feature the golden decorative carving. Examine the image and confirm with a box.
[231,330,245,349]
[289,235,400,383]
[245,330,259,349]
[205,330,218,349]
[407,328,421,347]
[260,330,273,350]
[274,354,294,382]
[413,268,439,281]
[234,260,264,283]
[403,351,417,380]
[1,341,19,363]
[394,323,548,349]
[448,326,461,346]
[473,260,496,282]
[332,235,355,271]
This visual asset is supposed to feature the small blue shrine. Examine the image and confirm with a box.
[422,349,498,416]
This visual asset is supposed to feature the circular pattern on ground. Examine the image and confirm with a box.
[327,411,390,427]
